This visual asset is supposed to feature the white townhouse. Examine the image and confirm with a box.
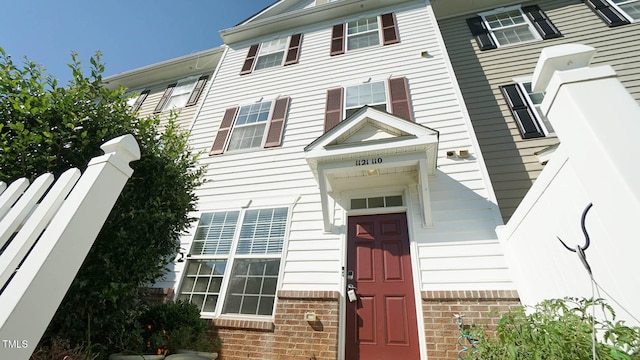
[163,0,518,359]
[103,0,640,359]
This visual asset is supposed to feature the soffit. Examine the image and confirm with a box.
[102,47,224,90]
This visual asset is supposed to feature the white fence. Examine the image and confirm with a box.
[497,44,640,326]
[0,134,140,359]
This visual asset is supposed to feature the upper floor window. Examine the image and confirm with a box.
[330,13,399,56]
[482,7,540,46]
[345,81,387,117]
[500,80,554,139]
[227,101,273,151]
[209,97,291,155]
[178,207,290,316]
[347,17,381,50]
[240,34,303,75]
[611,0,640,20]
[586,0,639,26]
[153,75,209,113]
[466,5,561,51]
[125,89,149,113]
[324,77,412,132]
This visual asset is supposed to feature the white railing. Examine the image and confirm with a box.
[0,134,140,359]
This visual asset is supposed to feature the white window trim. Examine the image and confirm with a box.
[479,5,542,48]
[608,0,640,22]
[162,75,200,111]
[124,89,143,108]
[513,76,555,137]
[345,15,383,52]
[179,205,293,319]
[225,97,277,153]
[343,77,389,118]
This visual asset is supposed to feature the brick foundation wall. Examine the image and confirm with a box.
[213,290,340,360]
[422,290,521,360]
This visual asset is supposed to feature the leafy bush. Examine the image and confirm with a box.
[0,48,204,358]
[466,298,640,360]
[138,301,221,355]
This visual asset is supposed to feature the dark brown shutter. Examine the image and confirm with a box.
[154,83,176,113]
[209,107,239,155]
[131,89,149,113]
[185,75,209,107]
[284,34,303,66]
[330,24,345,56]
[264,97,291,148]
[584,0,630,27]
[466,16,497,51]
[500,84,545,139]
[388,77,413,121]
[324,88,344,132]
[381,13,400,45]
[240,44,260,75]
[522,5,562,39]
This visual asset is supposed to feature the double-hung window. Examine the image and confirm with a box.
[347,17,381,50]
[345,81,387,117]
[178,207,290,316]
[324,77,412,132]
[227,101,272,151]
[125,89,149,113]
[209,97,291,155]
[330,13,399,55]
[500,80,554,139]
[482,7,540,46]
[240,34,303,75]
[466,5,561,51]
[153,75,209,113]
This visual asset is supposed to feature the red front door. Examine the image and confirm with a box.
[345,213,420,360]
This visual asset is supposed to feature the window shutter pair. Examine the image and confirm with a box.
[324,77,412,132]
[500,84,545,139]
[466,6,562,51]
[131,90,150,113]
[584,0,630,27]
[209,97,291,155]
[153,75,209,113]
[240,34,303,75]
[330,13,399,56]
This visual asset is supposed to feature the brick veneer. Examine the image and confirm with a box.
[213,290,340,360]
[421,290,521,360]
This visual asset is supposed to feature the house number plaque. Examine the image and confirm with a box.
[355,157,383,166]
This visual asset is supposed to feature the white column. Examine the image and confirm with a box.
[531,44,640,322]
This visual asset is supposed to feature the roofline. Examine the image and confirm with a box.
[103,47,225,83]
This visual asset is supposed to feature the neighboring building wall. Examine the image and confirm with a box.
[131,75,211,131]
[437,0,640,221]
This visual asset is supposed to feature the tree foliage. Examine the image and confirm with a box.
[466,298,640,360]
[0,48,205,357]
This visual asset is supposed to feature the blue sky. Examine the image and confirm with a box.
[2,0,276,84]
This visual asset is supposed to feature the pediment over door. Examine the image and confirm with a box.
[304,106,439,232]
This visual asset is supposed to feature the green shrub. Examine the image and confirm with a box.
[138,301,221,354]
[466,298,640,360]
